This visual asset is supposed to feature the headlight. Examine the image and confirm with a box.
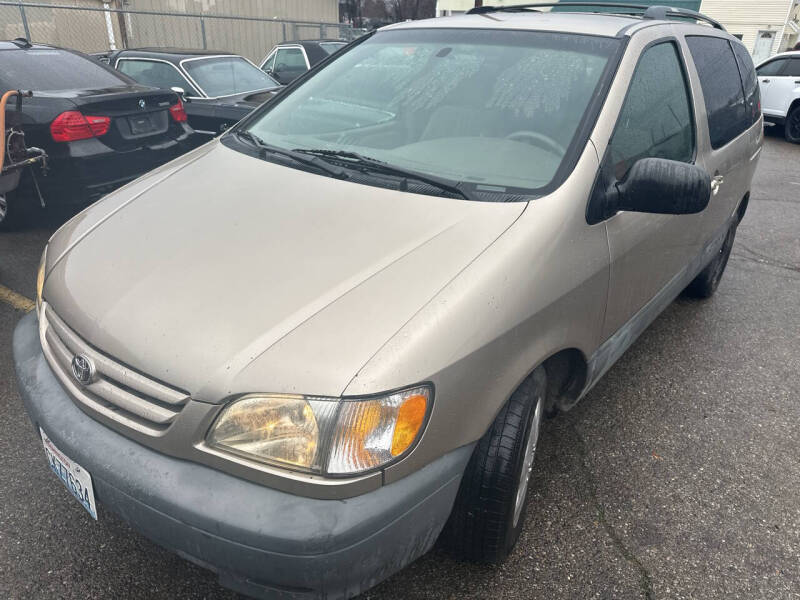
[207,385,431,475]
[36,246,47,315]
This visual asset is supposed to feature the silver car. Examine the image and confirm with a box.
[14,5,761,599]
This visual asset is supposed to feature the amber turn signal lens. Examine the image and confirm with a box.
[391,394,427,456]
[327,385,431,474]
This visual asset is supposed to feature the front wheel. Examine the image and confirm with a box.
[440,367,546,563]
[785,105,800,144]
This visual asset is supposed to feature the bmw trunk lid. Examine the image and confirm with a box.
[38,85,181,147]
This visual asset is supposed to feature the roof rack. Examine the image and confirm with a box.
[466,2,726,31]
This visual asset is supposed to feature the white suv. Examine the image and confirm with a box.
[756,50,800,142]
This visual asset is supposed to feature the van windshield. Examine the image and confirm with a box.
[242,29,620,197]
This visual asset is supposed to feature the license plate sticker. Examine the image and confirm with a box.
[40,428,97,520]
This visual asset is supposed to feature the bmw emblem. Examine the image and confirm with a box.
[71,354,95,386]
[138,98,146,110]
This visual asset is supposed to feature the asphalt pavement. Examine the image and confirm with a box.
[1,132,799,600]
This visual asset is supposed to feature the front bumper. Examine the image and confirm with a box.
[13,312,471,599]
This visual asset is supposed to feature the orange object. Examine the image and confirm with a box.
[0,89,20,171]
[390,393,427,456]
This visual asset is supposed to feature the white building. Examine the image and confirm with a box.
[700,0,800,62]
[434,1,800,60]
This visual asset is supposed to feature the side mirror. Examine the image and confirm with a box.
[613,158,710,216]
[170,86,190,103]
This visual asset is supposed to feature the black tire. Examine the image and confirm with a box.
[683,221,737,299]
[441,367,546,563]
[785,104,800,144]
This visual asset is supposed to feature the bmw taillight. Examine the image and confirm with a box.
[169,98,188,123]
[50,111,111,142]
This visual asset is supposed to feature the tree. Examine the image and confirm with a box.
[340,0,364,27]
[384,0,436,20]
[341,0,435,24]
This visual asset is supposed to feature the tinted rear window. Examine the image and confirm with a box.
[756,58,788,76]
[731,42,760,126]
[785,58,800,77]
[686,36,749,149]
[0,48,128,91]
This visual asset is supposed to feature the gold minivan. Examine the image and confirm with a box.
[15,4,761,599]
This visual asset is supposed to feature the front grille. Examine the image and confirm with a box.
[39,303,189,435]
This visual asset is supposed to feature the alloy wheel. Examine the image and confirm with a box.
[512,393,544,527]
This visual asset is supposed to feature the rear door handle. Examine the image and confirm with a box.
[762,79,771,83]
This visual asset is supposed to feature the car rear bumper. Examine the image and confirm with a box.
[39,127,198,204]
[13,312,471,599]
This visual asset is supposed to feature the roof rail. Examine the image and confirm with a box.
[642,5,724,30]
[466,2,726,30]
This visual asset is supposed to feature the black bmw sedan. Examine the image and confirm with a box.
[109,48,283,138]
[0,39,195,225]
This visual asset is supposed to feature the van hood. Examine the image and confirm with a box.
[44,141,524,401]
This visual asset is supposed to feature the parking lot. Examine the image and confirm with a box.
[0,129,796,599]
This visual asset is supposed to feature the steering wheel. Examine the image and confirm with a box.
[506,130,566,157]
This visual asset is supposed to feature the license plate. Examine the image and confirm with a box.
[40,428,97,520]
[128,114,155,135]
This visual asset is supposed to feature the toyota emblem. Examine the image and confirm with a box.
[138,98,146,110]
[71,354,95,386]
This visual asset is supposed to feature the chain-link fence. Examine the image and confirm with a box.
[0,1,362,63]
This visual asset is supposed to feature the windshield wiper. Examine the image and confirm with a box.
[233,131,348,180]
[292,149,473,201]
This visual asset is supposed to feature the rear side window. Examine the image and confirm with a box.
[686,36,749,148]
[0,48,127,91]
[117,59,199,96]
[731,42,760,126]
[275,48,308,69]
[785,59,800,77]
[756,58,788,76]
[608,42,695,180]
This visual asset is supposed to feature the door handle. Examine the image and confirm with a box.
[711,175,724,195]
[762,79,771,83]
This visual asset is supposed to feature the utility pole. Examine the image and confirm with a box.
[114,0,129,49]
